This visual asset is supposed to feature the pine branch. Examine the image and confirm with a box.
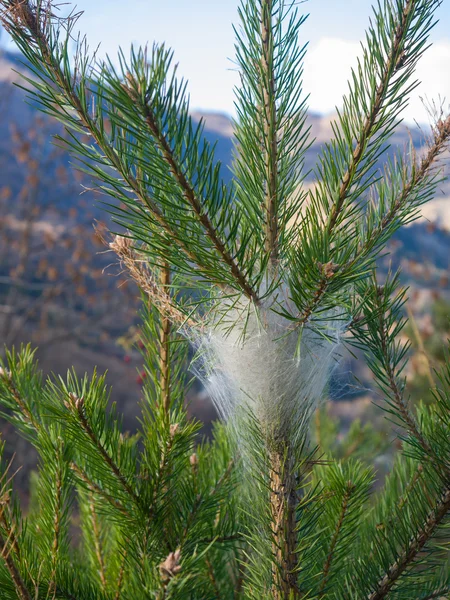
[233,0,310,267]
[352,274,434,458]
[373,286,430,453]
[420,588,450,600]
[88,493,107,591]
[48,447,63,599]
[113,551,127,600]
[260,0,279,265]
[0,500,31,600]
[70,462,130,517]
[367,487,450,600]
[318,480,355,596]
[1,1,259,301]
[326,0,416,235]
[206,556,222,600]
[358,113,450,259]
[67,393,139,505]
[290,0,442,326]
[135,93,258,303]
[0,368,39,432]
[159,261,172,414]
[292,111,450,329]
[269,447,300,600]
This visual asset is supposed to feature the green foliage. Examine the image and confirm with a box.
[0,0,450,599]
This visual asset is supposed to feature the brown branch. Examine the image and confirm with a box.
[260,0,279,265]
[367,487,450,600]
[327,0,415,235]
[296,273,329,327]
[295,261,338,327]
[108,235,198,328]
[318,480,355,595]
[269,447,300,600]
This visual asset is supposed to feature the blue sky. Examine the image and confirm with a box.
[2,1,450,124]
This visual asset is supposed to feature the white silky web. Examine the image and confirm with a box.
[188,287,349,444]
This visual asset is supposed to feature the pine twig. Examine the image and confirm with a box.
[367,487,450,600]
[318,480,355,595]
[269,447,300,600]
[206,556,222,600]
[71,462,130,517]
[113,551,127,600]
[89,493,107,590]
[68,394,139,505]
[326,0,416,235]
[359,113,450,258]
[260,0,279,265]
[1,370,39,432]
[2,1,257,301]
[374,288,432,457]
[48,453,63,599]
[159,261,172,414]
[0,501,31,600]
[137,92,259,304]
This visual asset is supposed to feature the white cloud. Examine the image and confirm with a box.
[303,37,450,125]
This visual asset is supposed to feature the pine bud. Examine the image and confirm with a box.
[170,423,180,438]
[159,549,182,583]
[0,367,12,382]
[67,392,84,411]
[190,453,198,468]
[317,261,339,278]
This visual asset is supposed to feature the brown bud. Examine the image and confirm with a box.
[189,453,198,468]
[170,423,180,438]
[68,392,84,411]
[318,261,339,279]
[395,51,407,70]
[159,549,182,583]
[0,367,12,382]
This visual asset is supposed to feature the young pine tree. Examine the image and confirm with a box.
[1,0,450,598]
